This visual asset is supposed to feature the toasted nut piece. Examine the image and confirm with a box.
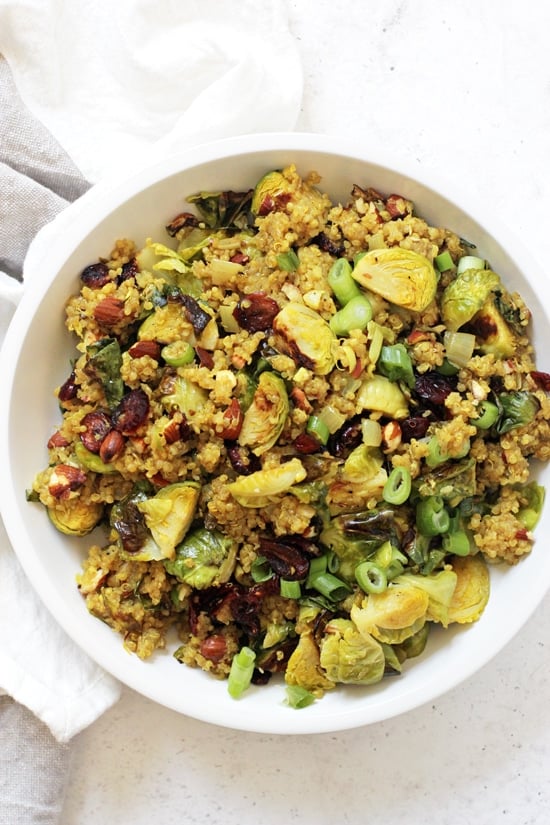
[47,431,70,449]
[94,296,126,327]
[48,464,87,499]
[381,420,402,453]
[199,634,227,663]
[99,429,125,463]
[128,340,162,360]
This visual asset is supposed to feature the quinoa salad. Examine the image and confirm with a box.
[29,165,550,704]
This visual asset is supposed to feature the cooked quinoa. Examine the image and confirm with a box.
[29,164,550,700]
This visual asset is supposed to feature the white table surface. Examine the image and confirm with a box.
[61,2,550,823]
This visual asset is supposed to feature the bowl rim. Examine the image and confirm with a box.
[3,131,550,734]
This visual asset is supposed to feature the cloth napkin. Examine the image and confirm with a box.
[0,0,302,763]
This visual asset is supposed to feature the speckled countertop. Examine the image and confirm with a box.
[61,2,550,823]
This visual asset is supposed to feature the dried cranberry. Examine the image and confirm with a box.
[413,372,457,416]
[233,293,280,332]
[112,389,150,435]
[293,433,321,454]
[258,537,310,580]
[400,415,432,442]
[328,416,363,458]
[179,294,211,334]
[117,257,139,284]
[80,411,113,453]
[58,370,79,404]
[530,370,550,391]
[227,445,261,475]
[311,232,345,257]
[80,262,111,288]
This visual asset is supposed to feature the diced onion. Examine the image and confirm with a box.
[444,330,476,368]
[361,418,382,447]
[317,404,347,434]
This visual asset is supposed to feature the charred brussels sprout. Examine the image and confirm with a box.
[272,302,336,375]
[352,247,438,312]
[440,268,501,332]
[238,371,289,456]
[136,482,200,560]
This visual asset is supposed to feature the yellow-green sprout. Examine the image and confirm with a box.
[447,554,490,624]
[352,247,438,312]
[238,372,289,456]
[350,584,429,645]
[284,630,336,695]
[393,569,458,627]
[319,618,386,685]
[440,268,501,332]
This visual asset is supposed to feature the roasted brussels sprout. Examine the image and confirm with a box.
[351,584,429,645]
[356,374,409,419]
[251,171,290,216]
[47,499,104,536]
[272,302,336,375]
[227,458,307,507]
[440,268,501,332]
[352,248,438,312]
[469,294,517,358]
[164,527,237,589]
[319,617,386,685]
[238,371,289,455]
[284,630,335,694]
[393,569,458,627]
[137,482,200,560]
[447,555,490,624]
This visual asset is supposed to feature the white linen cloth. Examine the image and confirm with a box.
[0,0,302,753]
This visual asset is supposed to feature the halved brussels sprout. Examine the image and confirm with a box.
[238,371,289,456]
[284,630,336,694]
[352,248,438,311]
[164,527,237,589]
[319,617,386,685]
[48,499,104,536]
[272,302,336,375]
[160,374,208,418]
[470,295,517,358]
[350,584,429,645]
[251,170,289,215]
[440,268,501,332]
[227,458,307,507]
[447,554,490,624]
[356,374,409,419]
[137,482,200,560]
[393,569,458,627]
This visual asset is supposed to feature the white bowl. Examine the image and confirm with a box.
[2,132,550,734]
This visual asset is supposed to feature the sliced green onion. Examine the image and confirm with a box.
[416,495,450,536]
[329,295,373,338]
[308,571,352,602]
[227,646,256,699]
[437,358,459,376]
[471,400,499,429]
[443,330,476,368]
[277,249,300,272]
[383,466,412,505]
[327,258,361,306]
[425,436,449,467]
[456,255,485,275]
[161,340,195,367]
[250,555,273,583]
[285,685,316,709]
[518,483,545,530]
[280,579,302,599]
[306,414,330,445]
[434,250,454,272]
[443,530,471,556]
[377,343,415,388]
[326,550,340,574]
[355,561,387,594]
